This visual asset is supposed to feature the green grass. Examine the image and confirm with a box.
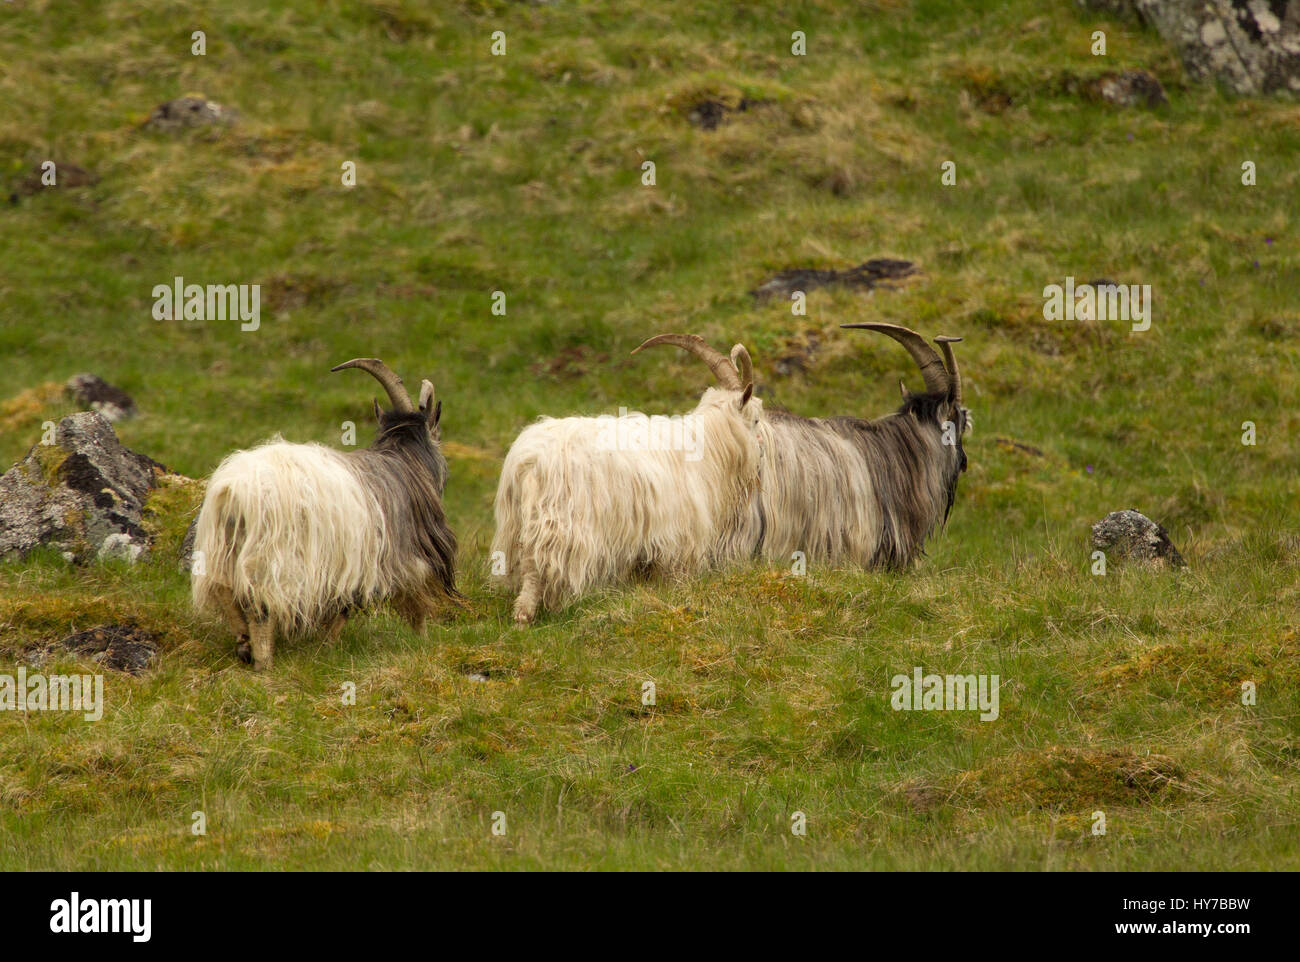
[1,0,1297,869]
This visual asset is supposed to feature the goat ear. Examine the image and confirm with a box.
[372,397,383,421]
[431,400,442,430]
[898,379,908,400]
[739,383,754,408]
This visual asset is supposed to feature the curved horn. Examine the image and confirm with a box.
[934,335,963,405]
[840,323,950,397]
[632,333,741,390]
[330,358,415,412]
[730,344,754,388]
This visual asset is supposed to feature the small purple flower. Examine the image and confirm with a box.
[1086,464,1094,474]
[1254,259,1260,267]
[1265,237,1273,246]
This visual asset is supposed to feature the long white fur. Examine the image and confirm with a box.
[492,387,762,615]
[192,440,409,635]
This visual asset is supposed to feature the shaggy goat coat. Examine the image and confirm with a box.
[632,326,969,572]
[754,393,969,568]
[492,387,763,618]
[192,412,457,638]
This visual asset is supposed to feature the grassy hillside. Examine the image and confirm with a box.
[0,0,1296,869]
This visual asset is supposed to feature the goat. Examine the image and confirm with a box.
[636,323,968,570]
[491,354,762,623]
[191,359,458,670]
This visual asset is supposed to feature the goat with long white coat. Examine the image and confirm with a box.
[491,365,762,623]
[192,359,458,669]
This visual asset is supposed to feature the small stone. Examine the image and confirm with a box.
[65,373,137,423]
[143,96,238,132]
[1091,509,1187,568]
[1093,70,1168,108]
[98,532,144,563]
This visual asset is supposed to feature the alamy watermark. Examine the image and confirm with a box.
[50,893,150,942]
[0,668,103,721]
[1043,276,1151,332]
[595,410,702,461]
[152,276,260,331]
[890,667,999,721]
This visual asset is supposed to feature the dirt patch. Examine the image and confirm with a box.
[9,162,97,203]
[771,331,821,376]
[50,624,159,675]
[994,437,1046,458]
[260,272,348,313]
[687,96,769,130]
[750,258,918,302]
[948,65,1016,114]
[530,344,609,380]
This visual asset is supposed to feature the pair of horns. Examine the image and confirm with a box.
[632,334,753,390]
[633,325,963,405]
[330,358,435,413]
[841,323,963,404]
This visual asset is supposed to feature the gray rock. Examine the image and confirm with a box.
[1083,1,1300,97]
[0,412,167,564]
[65,373,137,423]
[1140,0,1300,96]
[1094,69,1169,107]
[179,514,199,571]
[143,96,238,131]
[1091,509,1187,568]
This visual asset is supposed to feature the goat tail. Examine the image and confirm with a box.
[191,443,389,635]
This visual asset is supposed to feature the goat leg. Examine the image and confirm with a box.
[323,611,348,644]
[249,620,275,672]
[513,553,541,624]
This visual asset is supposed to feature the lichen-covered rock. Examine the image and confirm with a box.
[1139,1,1300,96]
[65,373,137,423]
[1082,1,1300,97]
[0,412,168,563]
[1091,509,1188,568]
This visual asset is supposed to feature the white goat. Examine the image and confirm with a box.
[192,359,458,669]
[491,363,761,623]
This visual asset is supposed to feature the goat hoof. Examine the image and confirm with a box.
[236,640,252,664]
